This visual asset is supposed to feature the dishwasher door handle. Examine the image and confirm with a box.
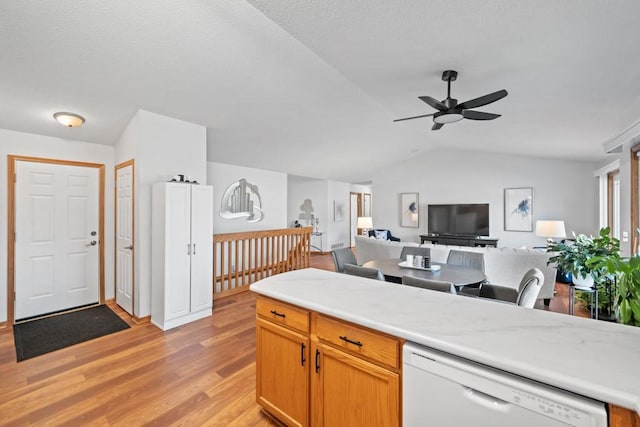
[463,387,510,412]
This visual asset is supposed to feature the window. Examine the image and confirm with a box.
[608,169,620,240]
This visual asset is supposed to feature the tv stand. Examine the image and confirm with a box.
[420,234,499,248]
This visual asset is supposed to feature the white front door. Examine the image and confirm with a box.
[115,162,134,315]
[15,161,100,320]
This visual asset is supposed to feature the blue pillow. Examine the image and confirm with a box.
[374,230,388,240]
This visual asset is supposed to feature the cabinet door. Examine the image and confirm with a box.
[609,405,640,427]
[256,318,309,427]
[189,185,213,312]
[165,184,192,320]
[312,342,399,427]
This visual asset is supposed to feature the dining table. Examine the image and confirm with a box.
[363,258,486,290]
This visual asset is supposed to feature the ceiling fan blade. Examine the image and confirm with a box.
[457,89,508,110]
[462,110,501,120]
[393,113,436,122]
[432,123,444,131]
[419,96,448,111]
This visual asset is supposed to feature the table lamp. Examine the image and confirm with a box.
[357,216,373,236]
[535,220,566,243]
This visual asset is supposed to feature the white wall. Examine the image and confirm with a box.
[208,162,288,234]
[327,180,351,250]
[287,176,326,229]
[371,148,599,248]
[0,128,115,323]
[115,110,207,318]
[287,176,369,250]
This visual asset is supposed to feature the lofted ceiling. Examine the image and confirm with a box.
[1,1,640,182]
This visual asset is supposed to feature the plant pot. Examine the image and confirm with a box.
[572,273,594,288]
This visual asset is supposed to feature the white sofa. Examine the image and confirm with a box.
[354,236,556,302]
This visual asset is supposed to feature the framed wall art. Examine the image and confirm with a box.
[401,193,419,228]
[504,187,533,231]
[333,200,345,222]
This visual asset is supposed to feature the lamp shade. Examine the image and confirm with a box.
[357,216,373,229]
[535,220,566,238]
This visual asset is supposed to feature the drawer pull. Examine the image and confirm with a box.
[270,310,286,318]
[301,343,306,366]
[315,349,320,373]
[339,335,363,347]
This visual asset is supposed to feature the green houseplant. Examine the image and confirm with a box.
[547,227,620,317]
[589,236,640,326]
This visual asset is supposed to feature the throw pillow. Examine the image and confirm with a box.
[374,230,388,240]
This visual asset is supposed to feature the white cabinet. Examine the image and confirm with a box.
[151,182,213,330]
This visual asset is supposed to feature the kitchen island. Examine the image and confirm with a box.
[251,268,640,426]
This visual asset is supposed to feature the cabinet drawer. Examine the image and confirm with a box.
[314,314,400,370]
[257,296,309,334]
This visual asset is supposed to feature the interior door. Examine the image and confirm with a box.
[15,161,100,320]
[115,161,134,314]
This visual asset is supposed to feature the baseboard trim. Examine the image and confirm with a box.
[104,298,115,304]
[0,321,7,329]
[132,315,151,324]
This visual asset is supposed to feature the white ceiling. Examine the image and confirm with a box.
[2,1,640,182]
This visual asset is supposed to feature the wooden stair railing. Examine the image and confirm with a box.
[213,227,312,299]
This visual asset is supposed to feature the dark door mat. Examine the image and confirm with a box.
[13,305,130,362]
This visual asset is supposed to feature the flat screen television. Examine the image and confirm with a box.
[427,204,489,237]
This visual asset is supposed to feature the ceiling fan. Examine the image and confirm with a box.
[394,70,508,130]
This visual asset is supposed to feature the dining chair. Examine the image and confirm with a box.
[331,248,358,273]
[400,246,431,260]
[446,250,485,273]
[402,275,457,294]
[479,268,544,308]
[343,264,385,281]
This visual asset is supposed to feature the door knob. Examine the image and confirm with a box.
[88,240,97,246]
[125,245,133,250]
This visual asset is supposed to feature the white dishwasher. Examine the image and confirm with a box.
[403,342,607,427]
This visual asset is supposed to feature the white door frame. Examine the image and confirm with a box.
[115,159,135,316]
[349,192,362,247]
[7,155,105,325]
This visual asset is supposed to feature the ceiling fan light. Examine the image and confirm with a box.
[433,112,463,124]
[53,112,85,127]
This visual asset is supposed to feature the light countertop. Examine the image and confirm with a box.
[250,268,640,413]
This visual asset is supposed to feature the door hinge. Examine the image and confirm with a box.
[14,173,16,183]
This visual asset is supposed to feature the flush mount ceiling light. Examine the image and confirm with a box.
[53,112,85,128]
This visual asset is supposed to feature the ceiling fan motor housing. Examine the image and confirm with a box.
[442,70,458,82]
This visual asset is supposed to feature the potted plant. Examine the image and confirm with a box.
[589,235,640,326]
[547,227,620,317]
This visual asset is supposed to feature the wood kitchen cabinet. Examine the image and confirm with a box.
[311,313,401,427]
[311,342,399,426]
[255,296,401,427]
[609,404,640,427]
[256,297,310,427]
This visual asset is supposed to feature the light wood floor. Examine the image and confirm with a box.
[0,252,586,426]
